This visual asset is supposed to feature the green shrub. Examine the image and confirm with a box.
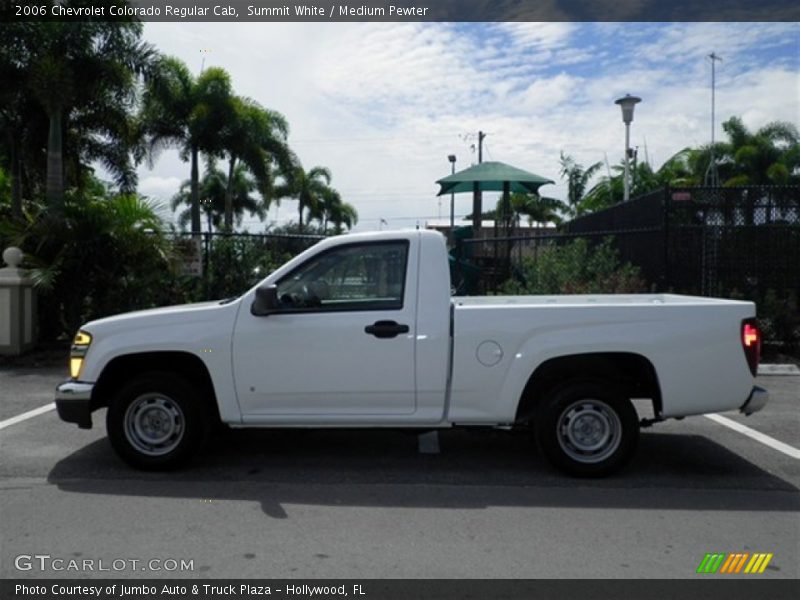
[758,289,799,355]
[1,182,180,339]
[501,237,646,295]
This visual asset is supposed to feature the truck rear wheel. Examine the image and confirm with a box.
[107,372,208,470]
[535,380,638,477]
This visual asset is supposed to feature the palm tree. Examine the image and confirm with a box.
[0,97,42,219]
[171,162,266,233]
[2,19,155,209]
[580,160,664,212]
[140,57,233,234]
[329,200,359,234]
[510,193,565,226]
[658,117,800,188]
[312,189,358,233]
[655,147,702,187]
[275,164,333,233]
[718,117,799,186]
[559,151,603,217]
[477,194,564,228]
[0,29,43,218]
[220,96,292,231]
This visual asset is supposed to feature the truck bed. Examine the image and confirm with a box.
[449,293,756,422]
[454,293,748,307]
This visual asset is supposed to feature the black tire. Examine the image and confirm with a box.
[535,380,638,477]
[106,372,209,470]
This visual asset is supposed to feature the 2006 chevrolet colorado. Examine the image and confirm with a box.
[56,229,767,475]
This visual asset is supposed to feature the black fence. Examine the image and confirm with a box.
[169,231,325,300]
[452,186,800,352]
[565,185,800,299]
[195,230,324,272]
[451,227,662,296]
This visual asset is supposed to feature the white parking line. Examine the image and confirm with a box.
[0,403,56,431]
[705,414,800,460]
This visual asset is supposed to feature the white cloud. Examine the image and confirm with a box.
[138,176,183,201]
[517,73,582,113]
[132,22,799,230]
[495,22,575,54]
[638,22,798,70]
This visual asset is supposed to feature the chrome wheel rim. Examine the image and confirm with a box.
[123,393,185,456]
[557,399,622,464]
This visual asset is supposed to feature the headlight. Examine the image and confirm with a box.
[70,330,92,379]
[73,331,92,346]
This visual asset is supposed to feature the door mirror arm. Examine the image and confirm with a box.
[251,284,280,316]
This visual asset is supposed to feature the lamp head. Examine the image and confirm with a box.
[615,94,641,124]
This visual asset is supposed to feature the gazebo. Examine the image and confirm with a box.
[435,161,554,235]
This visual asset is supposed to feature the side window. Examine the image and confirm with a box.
[276,242,409,311]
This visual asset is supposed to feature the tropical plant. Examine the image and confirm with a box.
[0,17,156,209]
[560,116,800,219]
[327,196,359,234]
[653,147,702,187]
[510,192,565,226]
[581,160,663,212]
[559,152,603,217]
[642,117,799,190]
[0,175,176,338]
[140,56,234,234]
[219,96,293,231]
[468,193,564,226]
[274,164,333,233]
[171,162,267,233]
[308,188,358,233]
[0,28,47,218]
[716,117,799,186]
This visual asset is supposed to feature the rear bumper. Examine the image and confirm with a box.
[740,385,769,416]
[55,381,95,429]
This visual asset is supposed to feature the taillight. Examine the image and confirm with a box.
[741,318,761,376]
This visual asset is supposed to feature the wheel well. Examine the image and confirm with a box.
[515,352,662,423]
[91,351,220,423]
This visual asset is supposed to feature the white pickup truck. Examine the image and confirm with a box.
[56,229,767,476]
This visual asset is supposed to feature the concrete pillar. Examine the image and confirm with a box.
[0,247,37,355]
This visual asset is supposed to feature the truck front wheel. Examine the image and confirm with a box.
[107,372,208,469]
[535,380,638,477]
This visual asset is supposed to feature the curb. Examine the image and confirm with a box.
[758,364,800,376]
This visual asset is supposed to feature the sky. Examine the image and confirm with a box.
[133,21,799,231]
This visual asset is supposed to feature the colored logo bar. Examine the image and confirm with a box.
[696,553,773,574]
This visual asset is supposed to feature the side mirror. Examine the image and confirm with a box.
[250,284,280,316]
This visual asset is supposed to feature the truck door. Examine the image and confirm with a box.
[232,239,417,417]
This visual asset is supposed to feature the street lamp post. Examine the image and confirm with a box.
[615,94,641,202]
[448,154,456,240]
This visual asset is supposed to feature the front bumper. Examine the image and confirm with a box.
[55,381,95,429]
[740,385,769,416]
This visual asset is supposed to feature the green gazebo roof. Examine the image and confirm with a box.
[436,161,554,196]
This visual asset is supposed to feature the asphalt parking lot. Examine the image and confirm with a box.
[0,367,798,580]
